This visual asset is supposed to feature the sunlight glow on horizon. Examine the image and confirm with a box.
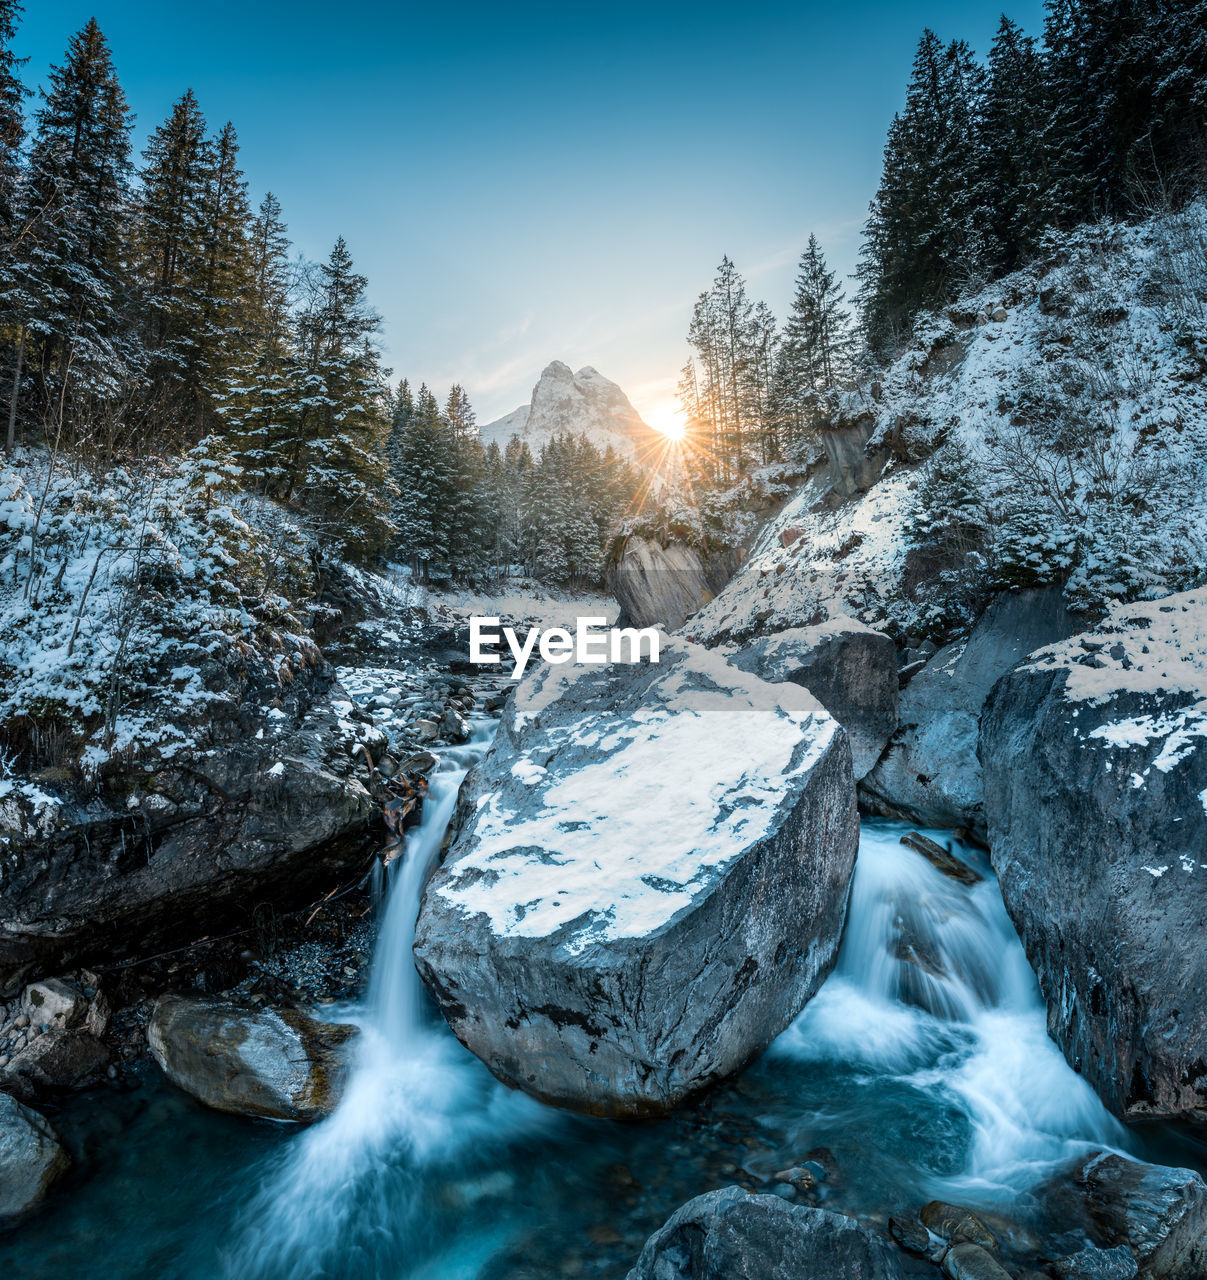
[644,398,687,440]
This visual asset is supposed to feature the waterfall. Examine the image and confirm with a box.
[225,718,556,1280]
[771,821,1126,1200]
[222,725,1131,1279]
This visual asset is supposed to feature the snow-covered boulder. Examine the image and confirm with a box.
[861,588,1077,835]
[625,1186,904,1280]
[981,591,1207,1121]
[725,616,897,780]
[413,640,858,1117]
[0,1093,69,1219]
[148,995,358,1122]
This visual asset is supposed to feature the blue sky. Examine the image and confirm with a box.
[16,1,1047,425]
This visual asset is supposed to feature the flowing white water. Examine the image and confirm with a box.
[221,716,1129,1279]
[772,823,1126,1200]
[225,721,557,1280]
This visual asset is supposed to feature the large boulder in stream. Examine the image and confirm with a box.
[861,587,1078,836]
[725,615,897,780]
[981,591,1207,1122]
[0,1092,69,1218]
[607,536,741,630]
[0,665,379,996]
[147,994,358,1121]
[626,1186,904,1279]
[413,639,858,1117]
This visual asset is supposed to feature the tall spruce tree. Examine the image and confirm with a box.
[287,235,392,555]
[15,19,133,443]
[981,16,1052,271]
[773,235,852,444]
[135,89,215,444]
[858,31,986,348]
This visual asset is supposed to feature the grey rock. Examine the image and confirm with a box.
[726,616,898,779]
[819,414,885,497]
[147,994,358,1122]
[0,669,377,996]
[414,640,858,1117]
[861,587,1079,836]
[1051,1244,1137,1279]
[625,1185,903,1279]
[1076,1152,1207,1278]
[22,978,87,1030]
[608,536,739,630]
[888,1212,931,1255]
[921,1201,998,1252]
[941,1243,1012,1280]
[981,592,1207,1121]
[6,1028,110,1092]
[0,1093,69,1218]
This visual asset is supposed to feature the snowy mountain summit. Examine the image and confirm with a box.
[479,360,660,465]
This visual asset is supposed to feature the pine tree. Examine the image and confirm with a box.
[392,381,454,575]
[774,234,853,444]
[0,0,27,232]
[220,192,296,488]
[14,19,134,444]
[0,0,29,455]
[286,236,392,556]
[858,31,987,348]
[135,89,215,444]
[980,16,1052,272]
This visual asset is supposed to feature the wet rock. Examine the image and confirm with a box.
[900,832,981,885]
[0,1093,70,1218]
[147,994,358,1122]
[626,1185,904,1278]
[921,1202,998,1252]
[23,978,87,1030]
[6,1028,110,1093]
[1076,1152,1207,1278]
[889,1211,931,1255]
[862,587,1078,837]
[941,1243,1012,1280]
[981,593,1207,1122]
[414,640,858,1117]
[1050,1244,1137,1279]
[726,615,897,780]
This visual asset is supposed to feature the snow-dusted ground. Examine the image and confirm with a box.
[0,450,315,776]
[385,569,618,631]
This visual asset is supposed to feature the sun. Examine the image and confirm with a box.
[645,399,687,441]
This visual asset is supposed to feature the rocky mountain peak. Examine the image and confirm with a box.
[479,360,659,465]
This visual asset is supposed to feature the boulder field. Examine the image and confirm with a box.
[981,591,1207,1122]
[413,639,859,1117]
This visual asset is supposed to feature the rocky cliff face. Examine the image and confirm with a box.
[479,360,661,466]
[980,591,1207,1122]
[0,660,379,996]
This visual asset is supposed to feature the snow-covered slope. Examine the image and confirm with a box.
[479,360,661,466]
[688,205,1207,645]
